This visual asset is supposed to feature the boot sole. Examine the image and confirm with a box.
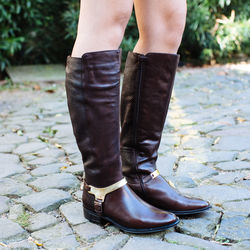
[84,207,179,234]
[168,205,212,215]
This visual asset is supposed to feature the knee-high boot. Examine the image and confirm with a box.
[120,51,211,215]
[65,49,179,233]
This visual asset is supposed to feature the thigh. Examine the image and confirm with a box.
[79,0,134,31]
[133,0,187,36]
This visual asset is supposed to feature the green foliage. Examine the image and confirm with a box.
[0,0,249,74]
[15,211,31,228]
[62,0,79,40]
[120,12,138,65]
[215,20,250,59]
[179,0,249,64]
[0,0,70,72]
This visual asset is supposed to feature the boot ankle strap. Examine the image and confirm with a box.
[85,178,127,214]
[150,170,160,179]
[143,169,160,183]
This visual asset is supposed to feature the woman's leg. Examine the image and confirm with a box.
[133,0,187,54]
[71,0,133,57]
[65,0,179,233]
[120,0,211,215]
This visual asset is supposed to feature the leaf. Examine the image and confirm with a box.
[0,242,8,247]
[33,84,41,91]
[236,117,247,123]
[60,166,68,171]
[55,143,62,149]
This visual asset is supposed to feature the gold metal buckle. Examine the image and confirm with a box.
[150,170,160,179]
[88,178,127,202]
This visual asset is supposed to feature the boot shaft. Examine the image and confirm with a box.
[120,52,179,179]
[65,49,123,187]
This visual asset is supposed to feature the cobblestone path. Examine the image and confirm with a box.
[0,63,249,249]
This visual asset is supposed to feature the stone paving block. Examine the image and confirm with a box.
[18,189,72,212]
[31,222,73,242]
[63,164,84,176]
[122,237,196,250]
[164,232,228,249]
[52,124,74,138]
[195,151,236,163]
[193,123,225,134]
[232,240,250,250]
[91,234,129,250]
[68,152,82,165]
[179,185,250,204]
[177,161,218,182]
[0,153,20,164]
[26,212,58,232]
[29,173,79,191]
[27,157,58,166]
[0,178,32,197]
[0,134,28,145]
[30,163,66,176]
[43,234,80,249]
[73,190,83,201]
[34,147,65,158]
[168,176,197,188]
[7,239,38,250]
[161,134,180,146]
[61,143,79,155]
[216,212,250,241]
[215,160,250,171]
[176,210,221,239]
[13,142,47,155]
[157,154,177,177]
[209,126,250,137]
[158,143,171,154]
[59,201,87,226]
[53,114,71,124]
[12,173,33,182]
[222,200,250,213]
[181,136,213,150]
[21,153,37,162]
[207,172,246,185]
[0,196,10,214]
[0,163,26,178]
[73,222,108,242]
[0,144,15,153]
[0,218,27,244]
[212,136,250,151]
[8,204,25,220]
[237,150,250,161]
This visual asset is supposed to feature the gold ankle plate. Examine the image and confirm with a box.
[87,178,127,202]
[150,169,160,179]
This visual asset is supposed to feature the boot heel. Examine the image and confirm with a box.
[84,208,105,225]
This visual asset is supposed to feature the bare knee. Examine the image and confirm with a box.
[109,9,132,44]
[77,6,132,45]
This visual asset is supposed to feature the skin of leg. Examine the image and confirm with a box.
[71,0,134,57]
[133,0,187,54]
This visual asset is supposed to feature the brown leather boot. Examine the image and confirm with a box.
[120,51,211,215]
[65,49,179,233]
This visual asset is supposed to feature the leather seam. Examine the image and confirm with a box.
[134,56,146,195]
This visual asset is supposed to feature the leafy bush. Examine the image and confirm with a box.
[181,0,250,64]
[215,19,250,59]
[0,0,70,73]
[0,0,249,75]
